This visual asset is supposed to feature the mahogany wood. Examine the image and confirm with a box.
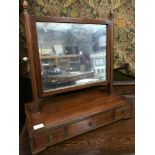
[108,20,114,93]
[23,0,40,113]
[23,0,114,112]
[22,1,133,154]
[93,109,113,126]
[20,118,135,155]
[34,127,65,147]
[114,81,135,95]
[30,15,113,97]
[25,88,133,154]
[20,95,134,155]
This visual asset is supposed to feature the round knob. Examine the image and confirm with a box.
[89,121,93,127]
[48,135,53,143]
[22,57,29,62]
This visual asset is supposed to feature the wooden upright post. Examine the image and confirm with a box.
[23,0,40,113]
[108,3,114,93]
[109,20,114,93]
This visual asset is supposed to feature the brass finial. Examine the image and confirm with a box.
[23,0,29,14]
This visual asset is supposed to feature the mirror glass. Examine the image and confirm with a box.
[36,22,107,92]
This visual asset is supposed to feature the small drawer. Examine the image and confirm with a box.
[114,105,132,121]
[34,127,65,147]
[68,118,93,137]
[93,110,113,126]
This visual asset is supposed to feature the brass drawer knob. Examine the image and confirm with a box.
[88,121,94,127]
[48,135,53,143]
[122,108,128,115]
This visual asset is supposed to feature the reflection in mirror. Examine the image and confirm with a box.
[36,22,107,92]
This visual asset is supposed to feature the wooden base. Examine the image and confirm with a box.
[25,88,133,154]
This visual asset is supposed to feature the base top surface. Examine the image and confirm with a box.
[27,88,131,132]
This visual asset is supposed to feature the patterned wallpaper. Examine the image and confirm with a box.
[20,0,135,76]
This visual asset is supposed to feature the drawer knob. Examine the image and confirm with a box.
[48,135,53,143]
[122,109,128,114]
[22,57,29,62]
[121,109,125,114]
[89,121,94,127]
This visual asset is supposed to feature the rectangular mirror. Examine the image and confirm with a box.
[31,17,112,96]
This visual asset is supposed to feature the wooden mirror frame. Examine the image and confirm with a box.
[23,0,113,113]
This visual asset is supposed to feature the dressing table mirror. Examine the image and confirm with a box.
[23,1,132,154]
[36,22,109,96]
[30,15,113,99]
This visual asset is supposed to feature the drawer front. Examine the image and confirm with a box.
[93,110,113,126]
[68,110,114,137]
[68,118,93,137]
[34,127,65,147]
[114,105,132,120]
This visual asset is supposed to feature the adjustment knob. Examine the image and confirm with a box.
[22,57,29,62]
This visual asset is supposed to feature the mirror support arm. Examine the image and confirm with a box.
[109,21,114,93]
[23,0,40,113]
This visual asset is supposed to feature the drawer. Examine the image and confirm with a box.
[68,110,114,137]
[93,110,113,126]
[114,105,132,120]
[34,127,65,147]
[68,118,93,137]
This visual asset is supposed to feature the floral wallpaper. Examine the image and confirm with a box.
[20,0,135,76]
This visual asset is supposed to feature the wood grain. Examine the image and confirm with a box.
[29,14,114,98]
[20,117,134,155]
[29,88,132,131]
[113,81,135,95]
[24,88,133,154]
